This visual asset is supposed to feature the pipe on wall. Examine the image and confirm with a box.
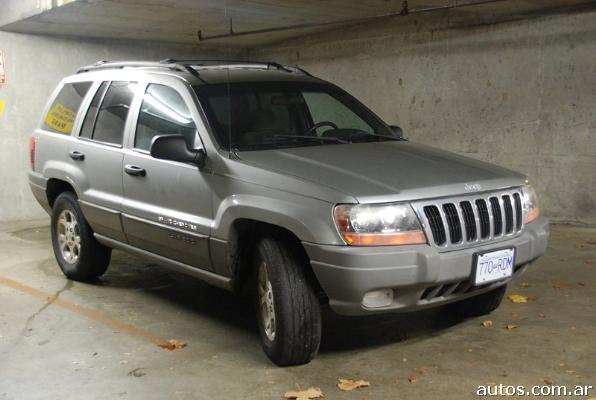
[197,0,509,42]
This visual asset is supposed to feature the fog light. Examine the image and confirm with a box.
[362,289,394,308]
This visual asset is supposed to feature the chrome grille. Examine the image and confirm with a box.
[414,188,524,250]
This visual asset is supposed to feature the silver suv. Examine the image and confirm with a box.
[28,59,549,366]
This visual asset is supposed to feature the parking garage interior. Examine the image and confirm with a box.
[0,1,595,399]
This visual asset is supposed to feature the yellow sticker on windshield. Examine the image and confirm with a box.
[0,100,5,118]
[45,103,76,134]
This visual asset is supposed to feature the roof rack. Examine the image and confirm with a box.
[161,59,312,76]
[76,59,312,78]
[76,60,201,78]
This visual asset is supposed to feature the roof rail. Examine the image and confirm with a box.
[76,59,312,78]
[76,60,201,78]
[160,59,312,76]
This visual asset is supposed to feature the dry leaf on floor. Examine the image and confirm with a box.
[128,368,146,378]
[337,378,370,391]
[538,312,546,319]
[508,294,529,303]
[519,282,531,288]
[481,320,493,327]
[544,379,553,385]
[577,282,586,286]
[158,339,187,351]
[551,283,569,289]
[412,367,427,374]
[505,324,519,330]
[408,375,418,383]
[284,387,324,400]
[584,260,593,266]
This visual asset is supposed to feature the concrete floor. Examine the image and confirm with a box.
[0,221,594,400]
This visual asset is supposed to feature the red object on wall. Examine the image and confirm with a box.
[0,50,6,84]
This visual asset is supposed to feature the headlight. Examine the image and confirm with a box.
[522,185,540,224]
[334,203,427,246]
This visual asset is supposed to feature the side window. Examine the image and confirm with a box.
[42,82,92,134]
[303,91,374,134]
[80,81,109,139]
[135,84,197,151]
[91,81,138,145]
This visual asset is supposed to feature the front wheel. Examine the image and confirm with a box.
[448,284,507,317]
[254,237,322,366]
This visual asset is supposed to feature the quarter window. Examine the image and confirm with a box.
[135,84,198,151]
[42,82,92,134]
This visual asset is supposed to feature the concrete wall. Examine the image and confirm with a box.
[253,9,596,225]
[0,32,230,222]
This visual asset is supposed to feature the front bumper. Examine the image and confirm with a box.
[303,217,549,316]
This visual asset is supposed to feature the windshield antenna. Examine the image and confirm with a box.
[226,14,234,158]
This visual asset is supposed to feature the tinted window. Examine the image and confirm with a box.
[195,82,393,151]
[303,91,373,133]
[92,81,137,145]
[80,81,109,139]
[42,82,92,134]
[135,84,197,151]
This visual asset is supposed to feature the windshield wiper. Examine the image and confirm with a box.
[273,134,349,144]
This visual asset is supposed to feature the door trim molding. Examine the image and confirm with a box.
[94,233,232,291]
[122,212,208,238]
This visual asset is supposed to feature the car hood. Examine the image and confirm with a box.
[237,141,526,203]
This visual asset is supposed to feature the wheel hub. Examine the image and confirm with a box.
[258,261,276,341]
[57,209,81,264]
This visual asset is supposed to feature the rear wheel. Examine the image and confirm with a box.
[448,284,507,317]
[254,237,322,366]
[51,192,111,281]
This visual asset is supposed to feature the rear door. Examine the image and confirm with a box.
[69,80,139,241]
[121,80,213,270]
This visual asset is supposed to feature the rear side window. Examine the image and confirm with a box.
[92,81,137,145]
[135,84,197,151]
[42,82,92,134]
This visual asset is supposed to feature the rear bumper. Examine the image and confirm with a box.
[28,172,51,214]
[303,217,549,316]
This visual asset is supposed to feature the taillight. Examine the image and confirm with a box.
[29,136,36,170]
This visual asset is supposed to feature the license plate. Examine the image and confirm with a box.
[472,248,515,285]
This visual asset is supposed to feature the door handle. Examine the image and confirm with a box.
[124,164,146,177]
[69,151,85,161]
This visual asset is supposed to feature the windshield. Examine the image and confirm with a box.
[194,82,397,151]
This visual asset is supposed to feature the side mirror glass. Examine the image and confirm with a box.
[150,135,206,168]
[389,125,404,139]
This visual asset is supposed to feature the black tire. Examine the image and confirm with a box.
[253,237,322,366]
[51,192,111,281]
[448,284,507,317]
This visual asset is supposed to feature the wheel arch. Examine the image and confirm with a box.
[226,218,325,300]
[46,178,77,208]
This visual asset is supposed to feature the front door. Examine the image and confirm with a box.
[121,82,213,270]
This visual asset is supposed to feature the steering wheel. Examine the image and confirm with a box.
[304,121,339,135]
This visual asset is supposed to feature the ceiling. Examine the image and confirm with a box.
[1,0,595,48]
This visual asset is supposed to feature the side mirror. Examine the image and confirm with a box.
[150,135,206,168]
[389,125,404,139]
